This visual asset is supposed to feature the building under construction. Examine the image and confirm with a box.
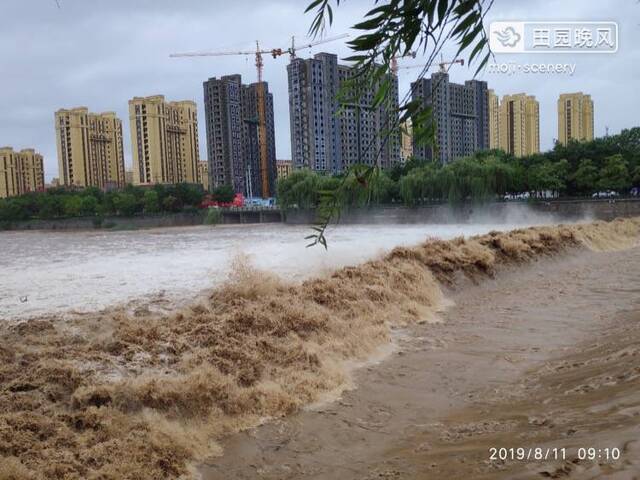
[288,52,401,174]
[203,75,277,198]
[411,72,489,164]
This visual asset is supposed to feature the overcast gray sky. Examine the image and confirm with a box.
[0,0,638,181]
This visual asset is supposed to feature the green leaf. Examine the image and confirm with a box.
[437,0,449,23]
[353,15,386,30]
[468,35,486,62]
[304,0,324,14]
[451,11,479,39]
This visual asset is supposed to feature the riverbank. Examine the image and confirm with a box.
[0,211,208,232]
[3,198,640,232]
[0,218,638,479]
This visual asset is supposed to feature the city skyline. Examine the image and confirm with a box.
[0,1,637,181]
[42,83,578,189]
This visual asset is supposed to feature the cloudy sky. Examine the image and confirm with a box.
[0,0,638,181]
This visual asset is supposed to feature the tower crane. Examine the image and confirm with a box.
[170,33,348,199]
[396,58,465,73]
[391,52,417,76]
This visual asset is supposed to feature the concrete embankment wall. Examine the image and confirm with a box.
[284,199,640,225]
[219,210,283,225]
[2,212,207,231]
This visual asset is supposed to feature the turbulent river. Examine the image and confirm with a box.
[1,222,543,320]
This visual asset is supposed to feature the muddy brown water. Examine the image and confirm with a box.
[200,247,640,479]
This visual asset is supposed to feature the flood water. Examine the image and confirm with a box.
[1,222,538,320]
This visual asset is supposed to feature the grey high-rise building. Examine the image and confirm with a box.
[411,72,489,163]
[287,52,401,174]
[203,75,277,197]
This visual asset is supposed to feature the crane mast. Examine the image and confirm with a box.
[254,42,270,198]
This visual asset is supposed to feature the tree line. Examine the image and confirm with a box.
[278,127,640,209]
[0,183,236,225]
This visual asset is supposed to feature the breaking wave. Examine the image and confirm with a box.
[0,218,638,479]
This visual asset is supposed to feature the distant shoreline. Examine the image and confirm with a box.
[2,198,640,232]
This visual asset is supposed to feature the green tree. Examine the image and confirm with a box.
[143,190,161,214]
[37,194,64,219]
[204,207,222,225]
[482,156,516,196]
[171,183,205,206]
[369,170,398,204]
[113,193,139,217]
[528,160,567,196]
[598,154,630,192]
[82,187,104,201]
[62,196,83,217]
[211,184,236,204]
[162,195,181,213]
[571,159,599,193]
[277,170,321,209]
[80,196,99,216]
[632,165,640,187]
[0,199,29,222]
[398,170,419,206]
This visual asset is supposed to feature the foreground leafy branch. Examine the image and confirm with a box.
[304,0,495,248]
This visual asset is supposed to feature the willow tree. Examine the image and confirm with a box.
[304,0,494,248]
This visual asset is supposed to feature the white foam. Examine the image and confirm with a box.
[0,222,536,320]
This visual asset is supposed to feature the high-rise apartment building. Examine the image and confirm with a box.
[558,92,594,146]
[488,89,500,149]
[124,170,134,185]
[287,52,401,174]
[198,161,209,191]
[498,93,540,157]
[129,95,200,186]
[55,107,125,189]
[0,147,44,198]
[411,72,489,163]
[203,75,277,198]
[276,159,293,180]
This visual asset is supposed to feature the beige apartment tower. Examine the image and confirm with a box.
[558,92,594,146]
[198,161,209,191]
[400,119,413,163]
[129,95,200,186]
[0,147,45,198]
[496,93,540,157]
[276,159,293,180]
[488,89,500,149]
[55,108,125,189]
